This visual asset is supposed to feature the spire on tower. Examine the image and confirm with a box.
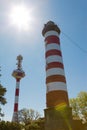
[12,55,25,79]
[16,55,23,70]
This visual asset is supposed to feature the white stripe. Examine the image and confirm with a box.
[12,112,18,122]
[16,82,20,88]
[46,43,60,52]
[13,112,17,114]
[46,68,65,77]
[15,96,19,103]
[44,30,59,38]
[13,112,18,117]
[46,82,67,93]
[46,55,63,64]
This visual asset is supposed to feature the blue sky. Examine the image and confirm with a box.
[0,0,87,121]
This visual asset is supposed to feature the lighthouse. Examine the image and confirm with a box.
[42,21,73,130]
[12,55,25,122]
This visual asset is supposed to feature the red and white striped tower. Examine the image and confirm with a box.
[42,21,73,130]
[12,55,25,122]
[42,21,69,108]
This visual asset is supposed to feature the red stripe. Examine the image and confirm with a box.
[14,103,18,112]
[17,72,23,76]
[46,49,62,57]
[46,62,64,70]
[45,36,60,44]
[15,89,19,96]
[46,75,66,84]
[46,91,69,107]
[16,78,20,82]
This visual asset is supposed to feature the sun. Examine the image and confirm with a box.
[9,4,32,31]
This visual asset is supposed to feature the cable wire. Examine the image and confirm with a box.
[62,31,87,54]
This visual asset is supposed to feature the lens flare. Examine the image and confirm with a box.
[9,4,33,31]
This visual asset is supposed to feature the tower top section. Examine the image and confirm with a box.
[12,55,25,79]
[42,21,61,36]
[16,55,23,70]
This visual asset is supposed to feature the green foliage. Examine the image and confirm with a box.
[0,121,23,130]
[70,91,87,123]
[18,108,41,125]
[0,84,7,105]
[35,118,45,130]
[25,122,40,130]
[18,108,44,130]
[0,108,43,130]
[25,118,45,130]
[0,84,7,120]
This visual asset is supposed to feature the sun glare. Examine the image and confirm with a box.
[9,4,33,31]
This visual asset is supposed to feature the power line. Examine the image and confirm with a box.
[62,31,87,54]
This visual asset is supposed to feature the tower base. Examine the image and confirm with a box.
[12,112,18,122]
[44,104,73,130]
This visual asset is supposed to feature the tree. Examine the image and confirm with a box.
[25,118,45,130]
[0,84,7,120]
[0,121,23,130]
[0,84,7,105]
[18,108,41,125]
[69,91,87,123]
